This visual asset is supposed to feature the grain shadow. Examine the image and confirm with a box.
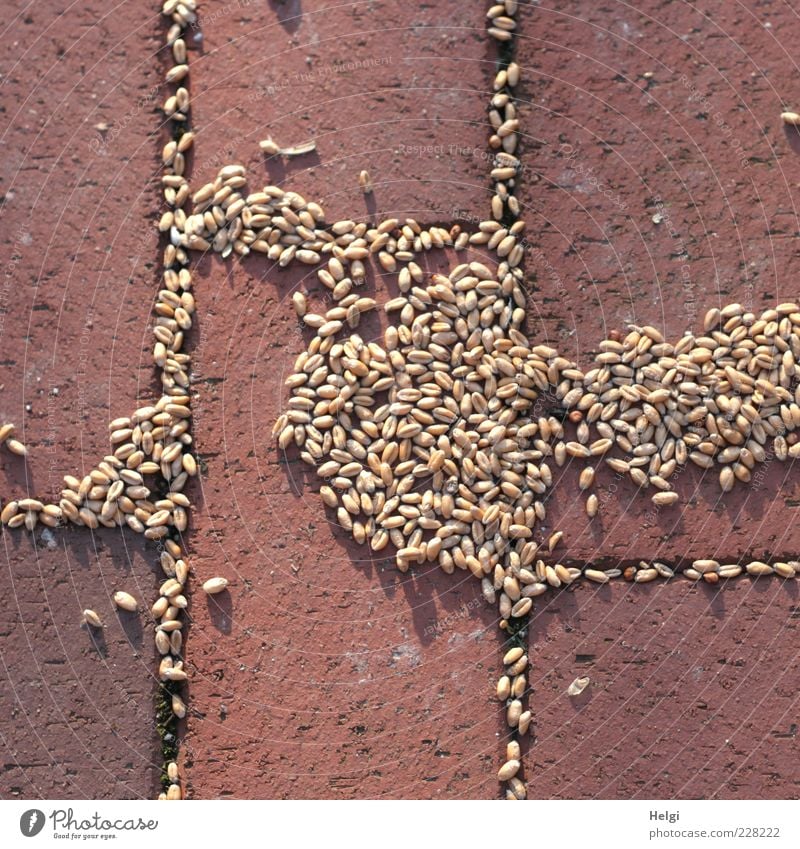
[268,0,303,35]
[205,588,233,634]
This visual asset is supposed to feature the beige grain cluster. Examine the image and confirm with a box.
[167,0,799,802]
[157,761,182,800]
[2,0,796,804]
[269,243,800,797]
[0,403,195,534]
[151,0,202,801]
[0,422,27,458]
[265,0,800,799]
[487,0,518,44]
[556,304,800,506]
[1,497,60,531]
[0,0,200,803]
[487,10,522,224]
[577,558,800,586]
[270,225,537,797]
[172,0,525,796]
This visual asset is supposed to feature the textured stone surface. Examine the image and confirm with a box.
[531,579,800,799]
[511,0,800,562]
[184,0,800,799]
[2,0,799,801]
[0,534,161,798]
[0,0,163,799]
[182,0,500,799]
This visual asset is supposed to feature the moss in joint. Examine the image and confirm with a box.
[156,681,181,790]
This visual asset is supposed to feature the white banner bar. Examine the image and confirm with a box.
[1,800,797,848]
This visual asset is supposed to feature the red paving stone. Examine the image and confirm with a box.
[1,0,165,798]
[183,0,504,798]
[512,0,800,562]
[532,579,800,799]
[187,0,494,224]
[2,0,799,800]
[0,534,161,798]
[184,0,800,799]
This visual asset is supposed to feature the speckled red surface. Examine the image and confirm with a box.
[1,0,165,798]
[1,0,799,801]
[514,0,800,565]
